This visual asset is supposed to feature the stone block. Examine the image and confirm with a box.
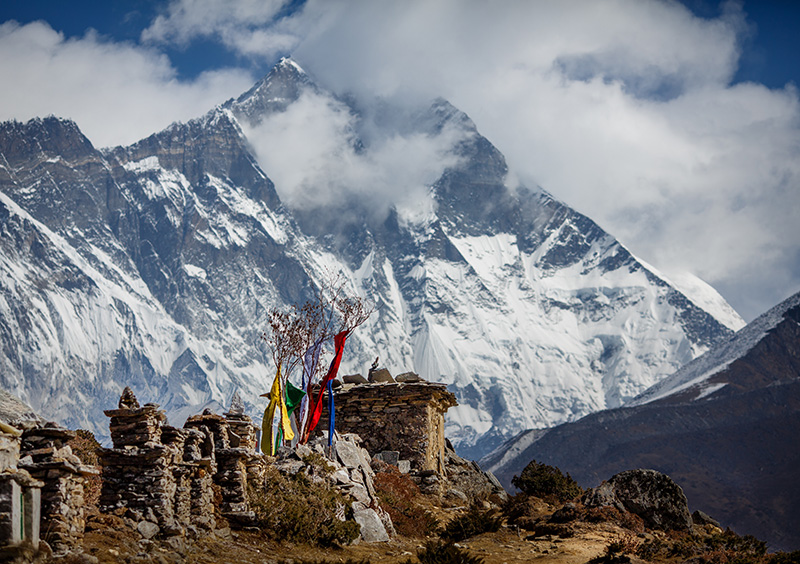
[353,508,390,542]
[368,368,394,383]
[375,451,400,466]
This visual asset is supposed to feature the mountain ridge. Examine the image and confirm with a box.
[482,290,800,550]
[0,59,741,457]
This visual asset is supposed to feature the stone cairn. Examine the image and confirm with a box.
[272,433,396,543]
[184,394,260,527]
[18,423,98,553]
[98,387,261,540]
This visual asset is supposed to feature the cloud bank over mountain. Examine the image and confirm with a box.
[1,0,799,320]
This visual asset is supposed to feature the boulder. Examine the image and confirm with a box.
[692,510,721,529]
[395,372,424,383]
[368,368,394,383]
[353,508,390,542]
[136,520,160,540]
[343,374,369,384]
[582,469,693,531]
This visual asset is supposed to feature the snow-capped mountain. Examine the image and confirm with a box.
[0,58,741,456]
[481,290,800,550]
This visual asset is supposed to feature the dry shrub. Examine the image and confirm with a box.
[440,504,502,542]
[667,529,768,564]
[67,429,102,507]
[584,505,645,533]
[606,532,642,555]
[503,493,551,530]
[374,468,438,537]
[635,528,771,564]
[247,466,360,546]
[278,560,371,564]
[511,460,583,503]
[410,539,485,564]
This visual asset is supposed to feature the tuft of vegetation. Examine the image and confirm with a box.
[374,467,439,537]
[408,539,485,564]
[606,532,642,556]
[302,451,336,476]
[769,551,800,564]
[440,504,503,542]
[247,466,361,546]
[502,492,550,530]
[584,504,646,533]
[511,460,583,503]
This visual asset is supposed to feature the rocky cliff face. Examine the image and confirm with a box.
[482,291,800,551]
[0,58,741,457]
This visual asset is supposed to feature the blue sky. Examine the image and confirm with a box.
[1,0,799,322]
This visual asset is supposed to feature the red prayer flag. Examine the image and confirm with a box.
[301,330,348,443]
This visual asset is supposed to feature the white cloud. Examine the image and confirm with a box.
[0,20,254,147]
[242,88,468,222]
[1,1,798,320]
[142,0,299,57]
[280,0,800,320]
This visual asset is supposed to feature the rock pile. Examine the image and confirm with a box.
[0,421,42,557]
[272,433,395,543]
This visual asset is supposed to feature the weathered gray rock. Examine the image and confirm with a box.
[137,520,160,539]
[334,439,363,468]
[368,368,394,384]
[374,451,400,466]
[692,510,721,529]
[395,372,424,383]
[343,374,369,384]
[353,508,390,542]
[582,469,693,531]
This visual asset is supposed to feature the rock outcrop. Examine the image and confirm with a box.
[582,469,693,531]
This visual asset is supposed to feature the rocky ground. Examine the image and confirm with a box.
[45,502,626,564]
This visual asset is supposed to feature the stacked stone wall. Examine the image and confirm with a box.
[318,381,457,474]
[19,425,95,552]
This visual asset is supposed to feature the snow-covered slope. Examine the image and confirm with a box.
[0,58,742,455]
[629,290,800,406]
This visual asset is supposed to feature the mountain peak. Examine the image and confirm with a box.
[275,56,307,75]
[224,57,316,126]
[0,116,95,168]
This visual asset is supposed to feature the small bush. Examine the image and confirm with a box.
[413,539,485,564]
[502,493,550,530]
[669,529,768,562]
[769,551,800,564]
[584,505,645,533]
[248,466,360,546]
[440,504,502,542]
[635,528,772,564]
[606,532,641,556]
[511,460,583,503]
[374,468,439,537]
